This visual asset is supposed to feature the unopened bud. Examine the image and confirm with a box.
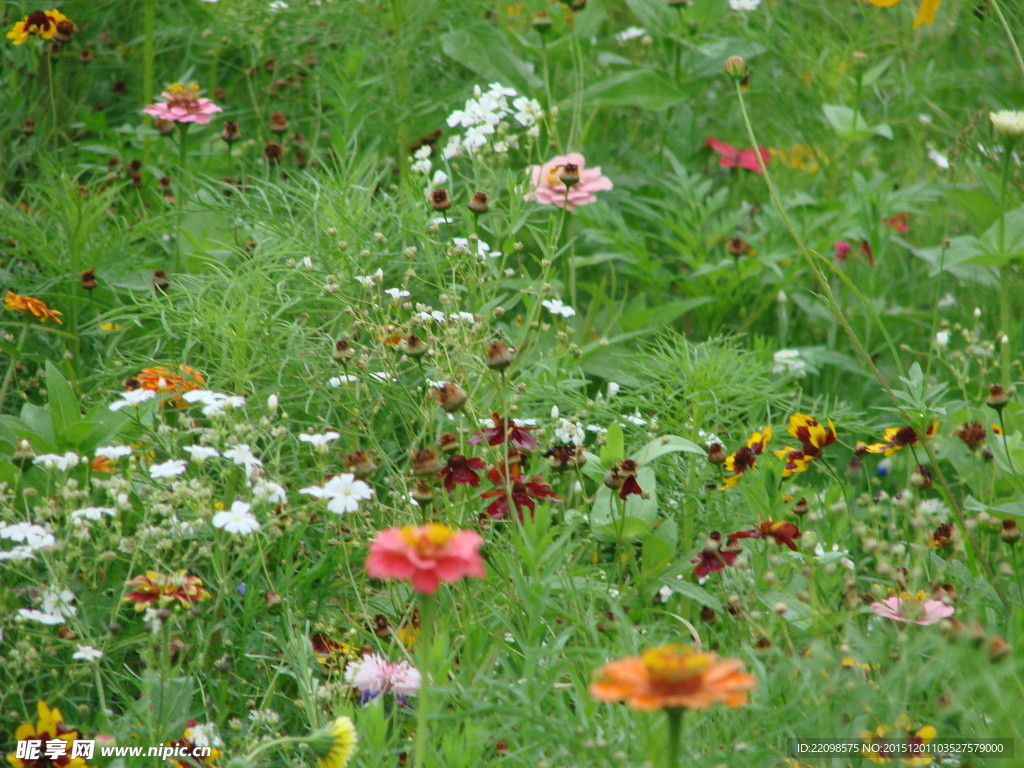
[724,56,748,81]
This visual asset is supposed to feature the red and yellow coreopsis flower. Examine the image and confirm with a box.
[860,714,937,765]
[727,519,802,551]
[589,643,757,711]
[866,0,941,29]
[6,9,72,45]
[479,462,561,520]
[721,426,772,489]
[865,422,938,457]
[6,701,89,768]
[773,413,837,477]
[123,570,211,612]
[5,291,63,324]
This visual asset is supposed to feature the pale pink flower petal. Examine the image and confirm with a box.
[523,152,613,212]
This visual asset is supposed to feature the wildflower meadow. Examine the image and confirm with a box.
[3,0,1024,766]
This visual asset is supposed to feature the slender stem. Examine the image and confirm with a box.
[413,592,435,768]
[733,81,1012,611]
[989,0,1024,85]
[665,708,684,768]
[143,0,156,159]
[0,325,30,412]
[998,410,1024,491]
[997,140,1015,386]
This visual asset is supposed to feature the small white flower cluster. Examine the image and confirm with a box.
[542,299,576,318]
[412,83,543,172]
[0,521,56,561]
[32,452,81,472]
[182,389,247,417]
[615,26,650,44]
[772,349,807,378]
[729,0,761,11]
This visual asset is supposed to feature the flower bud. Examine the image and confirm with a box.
[265,142,283,164]
[344,451,378,479]
[468,191,489,214]
[558,164,581,187]
[485,340,515,370]
[269,111,289,134]
[532,11,553,32]
[412,480,435,505]
[986,384,1011,411]
[429,382,468,413]
[724,56,748,81]
[1000,519,1021,545]
[430,188,452,212]
[221,120,241,144]
[705,441,727,465]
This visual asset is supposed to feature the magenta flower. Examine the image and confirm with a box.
[523,152,612,211]
[143,83,223,125]
[365,524,485,594]
[870,595,954,625]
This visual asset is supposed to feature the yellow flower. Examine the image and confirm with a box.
[7,701,89,768]
[314,716,358,768]
[864,422,938,456]
[6,9,69,45]
[5,291,63,323]
[721,426,772,489]
[866,0,941,28]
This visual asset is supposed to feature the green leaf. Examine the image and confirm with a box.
[822,104,891,140]
[600,422,625,467]
[620,297,713,333]
[661,580,721,610]
[635,434,705,463]
[583,70,688,111]
[687,38,767,80]
[642,519,678,573]
[45,361,81,440]
[440,25,541,92]
[136,673,194,742]
[976,208,1024,266]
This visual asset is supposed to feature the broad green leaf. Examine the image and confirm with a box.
[635,434,705,463]
[620,297,714,333]
[642,519,678,573]
[45,361,81,440]
[822,104,891,140]
[662,579,721,610]
[600,422,625,467]
[584,70,688,111]
[440,25,541,92]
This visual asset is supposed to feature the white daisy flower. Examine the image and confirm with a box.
[149,459,187,479]
[183,445,220,462]
[222,445,263,476]
[354,269,384,286]
[300,473,374,514]
[72,644,104,662]
[212,501,260,535]
[109,388,156,411]
[384,288,411,299]
[70,506,116,522]
[17,609,65,625]
[299,432,341,450]
[42,589,77,618]
[541,299,576,318]
[94,444,133,459]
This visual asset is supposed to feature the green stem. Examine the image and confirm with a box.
[0,324,30,412]
[997,139,1015,387]
[143,0,156,111]
[665,708,684,768]
[989,0,1024,85]
[413,592,435,768]
[390,0,410,179]
[733,80,1012,612]
[998,409,1024,492]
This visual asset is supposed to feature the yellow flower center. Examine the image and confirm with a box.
[641,644,714,683]
[544,166,564,187]
[398,523,456,555]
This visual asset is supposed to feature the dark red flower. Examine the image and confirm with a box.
[437,455,487,490]
[469,413,541,451]
[705,138,770,174]
[887,212,909,234]
[860,240,875,267]
[479,462,561,520]
[727,519,801,551]
[691,543,741,579]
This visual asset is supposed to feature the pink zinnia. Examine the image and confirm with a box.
[523,152,613,211]
[143,82,223,125]
[365,523,485,594]
[346,653,421,698]
[870,594,954,625]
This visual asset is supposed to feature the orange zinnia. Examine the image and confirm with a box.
[125,365,205,407]
[589,643,756,711]
[4,290,63,323]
